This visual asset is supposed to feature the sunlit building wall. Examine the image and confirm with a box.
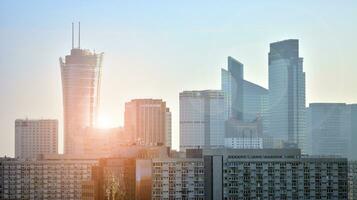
[82,127,128,157]
[15,119,58,159]
[60,48,103,154]
[179,90,225,151]
[124,99,168,146]
[268,39,306,151]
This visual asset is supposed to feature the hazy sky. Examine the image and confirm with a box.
[1,1,357,156]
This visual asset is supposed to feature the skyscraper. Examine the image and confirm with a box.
[243,80,269,122]
[307,103,350,157]
[179,90,225,151]
[165,108,172,149]
[15,119,58,159]
[306,103,357,159]
[268,39,306,150]
[124,99,168,146]
[221,57,269,147]
[60,23,103,154]
[349,104,357,160]
[221,57,244,120]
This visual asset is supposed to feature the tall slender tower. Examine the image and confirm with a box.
[268,39,305,150]
[60,23,103,154]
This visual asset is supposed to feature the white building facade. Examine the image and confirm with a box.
[15,119,58,159]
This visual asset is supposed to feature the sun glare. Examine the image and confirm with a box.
[96,114,116,129]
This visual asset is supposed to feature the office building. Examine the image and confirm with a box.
[179,90,225,151]
[221,57,244,120]
[307,103,350,157]
[165,108,172,149]
[268,39,306,150]
[0,154,98,200]
[243,80,269,143]
[348,104,357,160]
[15,119,58,159]
[124,99,169,146]
[60,25,103,154]
[224,118,263,149]
[221,57,269,143]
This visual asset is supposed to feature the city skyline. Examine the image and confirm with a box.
[1,1,357,156]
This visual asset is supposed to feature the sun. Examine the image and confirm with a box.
[96,113,116,129]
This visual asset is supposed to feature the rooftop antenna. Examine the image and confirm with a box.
[71,22,74,49]
[78,22,81,49]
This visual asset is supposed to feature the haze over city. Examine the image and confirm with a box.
[1,0,357,156]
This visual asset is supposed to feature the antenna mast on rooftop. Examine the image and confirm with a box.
[78,22,81,49]
[72,22,74,49]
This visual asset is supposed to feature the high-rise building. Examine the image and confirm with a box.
[268,39,306,150]
[243,80,269,123]
[224,118,263,149]
[348,104,357,160]
[15,119,58,159]
[165,108,172,149]
[222,57,270,148]
[60,24,103,154]
[124,99,168,146]
[179,90,225,151]
[221,57,244,120]
[307,103,350,157]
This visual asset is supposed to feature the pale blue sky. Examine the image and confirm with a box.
[1,1,357,155]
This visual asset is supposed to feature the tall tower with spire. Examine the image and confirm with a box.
[60,23,103,154]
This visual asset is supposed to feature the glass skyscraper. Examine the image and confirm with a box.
[221,56,244,120]
[307,103,350,157]
[268,39,306,150]
[221,57,269,137]
[307,103,357,159]
[179,90,225,151]
[60,48,103,154]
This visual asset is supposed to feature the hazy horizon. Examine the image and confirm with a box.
[1,0,357,156]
